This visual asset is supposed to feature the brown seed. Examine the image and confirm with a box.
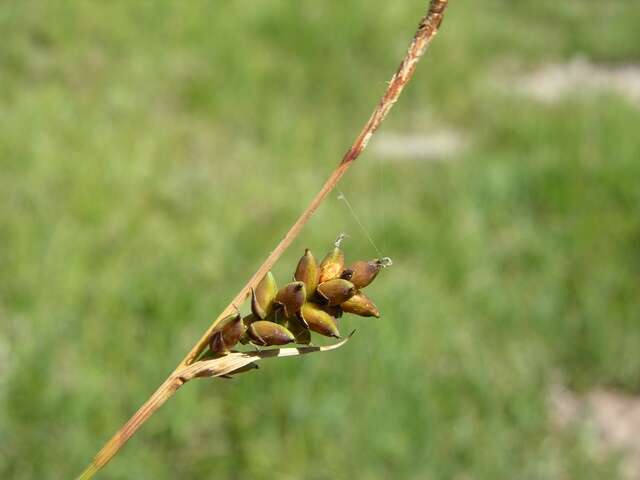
[252,271,278,319]
[341,258,390,289]
[248,320,296,346]
[294,249,319,298]
[301,302,340,338]
[318,235,346,283]
[275,281,306,317]
[340,291,380,318]
[209,311,245,354]
[317,278,356,306]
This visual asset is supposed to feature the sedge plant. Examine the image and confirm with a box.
[77,1,450,478]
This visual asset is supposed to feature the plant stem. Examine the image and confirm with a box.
[179,0,449,369]
[77,339,353,479]
[77,1,449,478]
[77,377,184,480]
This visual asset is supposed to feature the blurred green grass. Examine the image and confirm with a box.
[1,1,640,478]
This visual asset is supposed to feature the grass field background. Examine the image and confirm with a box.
[1,1,640,478]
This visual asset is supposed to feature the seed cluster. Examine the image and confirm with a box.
[208,236,391,354]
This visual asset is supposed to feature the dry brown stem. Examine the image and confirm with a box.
[77,2,449,478]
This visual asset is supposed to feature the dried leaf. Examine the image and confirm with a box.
[180,332,354,381]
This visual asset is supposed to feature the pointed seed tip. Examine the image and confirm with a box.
[334,233,348,247]
[378,257,393,268]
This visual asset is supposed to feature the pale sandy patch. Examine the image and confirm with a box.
[371,130,467,162]
[516,57,640,106]
[550,383,640,479]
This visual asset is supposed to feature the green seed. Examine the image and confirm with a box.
[248,320,296,346]
[252,271,278,319]
[294,249,319,298]
[241,311,278,344]
[301,302,340,338]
